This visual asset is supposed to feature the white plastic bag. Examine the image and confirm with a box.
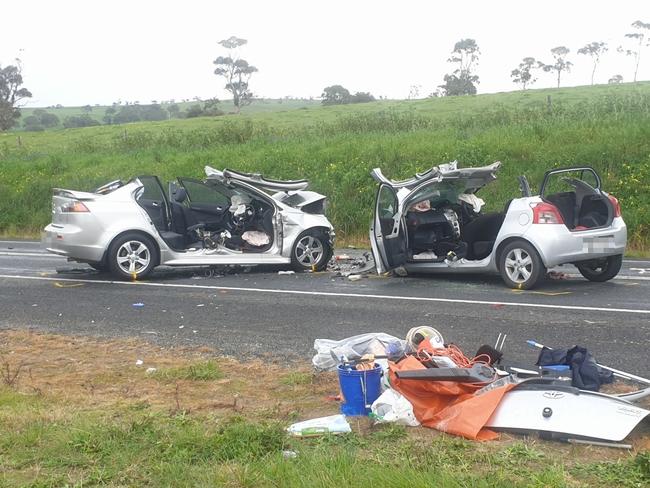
[370,389,420,426]
[287,414,351,437]
[312,333,405,371]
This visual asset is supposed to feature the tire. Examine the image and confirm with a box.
[108,233,158,280]
[291,230,332,272]
[576,254,623,282]
[499,240,546,289]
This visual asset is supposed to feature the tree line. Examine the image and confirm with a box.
[1,19,649,131]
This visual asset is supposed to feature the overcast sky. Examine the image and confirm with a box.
[2,0,649,107]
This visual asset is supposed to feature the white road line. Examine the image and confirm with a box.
[1,273,650,315]
[0,252,62,258]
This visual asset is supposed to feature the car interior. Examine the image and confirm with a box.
[136,176,275,253]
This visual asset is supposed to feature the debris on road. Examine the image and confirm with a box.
[278,270,295,275]
[135,359,144,366]
[328,251,375,277]
[132,303,145,308]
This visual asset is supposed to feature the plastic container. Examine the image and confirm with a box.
[337,364,382,416]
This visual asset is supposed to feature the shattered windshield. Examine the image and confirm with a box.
[406,180,466,208]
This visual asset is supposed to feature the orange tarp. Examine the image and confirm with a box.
[389,356,515,440]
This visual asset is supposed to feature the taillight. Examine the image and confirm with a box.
[532,202,564,224]
[607,195,621,218]
[61,200,90,213]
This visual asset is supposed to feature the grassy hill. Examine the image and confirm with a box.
[16,98,321,128]
[1,83,650,249]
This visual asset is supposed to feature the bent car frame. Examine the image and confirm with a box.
[370,161,626,289]
[43,166,334,279]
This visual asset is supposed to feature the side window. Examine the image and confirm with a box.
[376,185,398,235]
[138,176,166,201]
[182,180,230,206]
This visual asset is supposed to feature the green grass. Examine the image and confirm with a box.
[0,387,647,487]
[1,82,650,247]
[152,360,224,381]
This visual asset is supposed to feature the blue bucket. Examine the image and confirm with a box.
[337,364,382,416]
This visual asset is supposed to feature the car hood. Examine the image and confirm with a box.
[371,160,501,193]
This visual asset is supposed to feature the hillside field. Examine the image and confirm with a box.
[1,83,650,249]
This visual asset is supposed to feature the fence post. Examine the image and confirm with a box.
[546,95,552,113]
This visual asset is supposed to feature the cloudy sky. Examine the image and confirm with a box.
[2,0,649,107]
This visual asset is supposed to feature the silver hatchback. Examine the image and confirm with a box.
[43,166,334,279]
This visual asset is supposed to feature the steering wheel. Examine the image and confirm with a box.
[231,203,255,227]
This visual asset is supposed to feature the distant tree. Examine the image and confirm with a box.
[213,36,258,113]
[350,92,375,103]
[408,85,421,99]
[139,103,167,121]
[184,99,223,119]
[542,46,572,88]
[22,115,44,131]
[103,106,117,124]
[112,105,141,124]
[608,74,624,84]
[321,85,351,105]
[81,104,93,113]
[167,103,180,119]
[438,39,480,96]
[578,42,608,85]
[63,114,100,128]
[27,109,59,129]
[618,21,650,82]
[510,57,540,90]
[0,61,32,131]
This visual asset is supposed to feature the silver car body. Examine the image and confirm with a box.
[370,161,626,286]
[43,166,334,275]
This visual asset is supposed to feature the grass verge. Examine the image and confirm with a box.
[0,330,648,487]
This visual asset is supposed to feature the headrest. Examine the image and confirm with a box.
[172,187,188,203]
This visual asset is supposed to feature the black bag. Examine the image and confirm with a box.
[536,345,614,392]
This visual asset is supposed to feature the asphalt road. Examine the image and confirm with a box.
[1,240,649,377]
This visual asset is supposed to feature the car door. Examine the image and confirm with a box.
[371,184,407,273]
[177,178,230,228]
[135,175,171,231]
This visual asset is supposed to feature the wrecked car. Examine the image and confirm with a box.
[370,161,626,289]
[43,166,334,279]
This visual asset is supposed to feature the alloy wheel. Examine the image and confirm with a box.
[116,240,151,275]
[295,235,324,266]
[504,247,533,284]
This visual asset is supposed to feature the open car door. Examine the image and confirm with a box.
[370,184,407,273]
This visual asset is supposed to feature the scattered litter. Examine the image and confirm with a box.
[135,359,144,366]
[278,270,295,275]
[287,414,351,437]
[282,450,298,459]
[145,367,157,374]
[192,330,198,334]
[32,304,38,307]
[179,325,184,329]
[312,333,406,371]
[132,303,145,308]
[196,304,205,307]
[335,254,352,261]
[348,274,362,282]
[371,389,420,426]
[328,251,374,276]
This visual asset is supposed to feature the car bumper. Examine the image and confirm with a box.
[524,218,627,267]
[42,224,105,262]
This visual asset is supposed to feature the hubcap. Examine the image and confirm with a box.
[504,248,533,284]
[295,235,324,266]
[117,241,151,275]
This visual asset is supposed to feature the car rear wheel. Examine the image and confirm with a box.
[291,230,332,272]
[576,255,622,282]
[108,233,158,280]
[499,240,545,289]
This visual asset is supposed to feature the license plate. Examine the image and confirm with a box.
[582,236,616,253]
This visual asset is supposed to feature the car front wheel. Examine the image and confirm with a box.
[108,233,158,280]
[576,255,623,282]
[291,230,332,272]
[499,240,546,289]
